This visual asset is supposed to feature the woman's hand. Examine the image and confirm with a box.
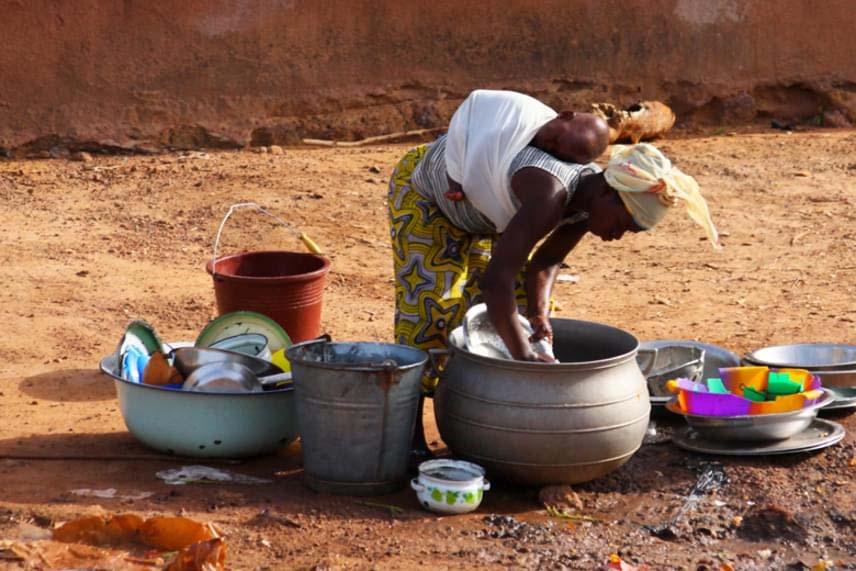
[528,313,553,343]
[522,350,558,363]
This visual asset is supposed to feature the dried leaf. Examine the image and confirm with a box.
[140,517,214,551]
[0,542,28,561]
[53,513,144,546]
[165,537,226,571]
[106,514,145,541]
[606,553,649,570]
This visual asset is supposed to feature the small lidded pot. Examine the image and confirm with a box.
[411,459,490,514]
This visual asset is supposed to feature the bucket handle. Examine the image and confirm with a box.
[211,202,323,275]
[284,333,332,362]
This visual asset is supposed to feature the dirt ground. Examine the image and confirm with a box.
[0,128,854,570]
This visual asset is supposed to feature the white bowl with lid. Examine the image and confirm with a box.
[411,459,490,514]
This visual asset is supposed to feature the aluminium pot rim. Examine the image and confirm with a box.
[286,340,428,374]
[448,319,640,371]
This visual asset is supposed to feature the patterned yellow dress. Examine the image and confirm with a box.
[388,135,594,391]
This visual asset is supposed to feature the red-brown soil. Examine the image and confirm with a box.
[0,128,854,570]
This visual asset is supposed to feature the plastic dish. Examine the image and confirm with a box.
[666,390,832,441]
[116,320,165,381]
[209,333,272,361]
[673,367,822,416]
[196,311,292,353]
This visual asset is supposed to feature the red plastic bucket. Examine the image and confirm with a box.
[206,251,330,343]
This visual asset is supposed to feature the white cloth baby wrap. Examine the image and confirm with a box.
[445,90,557,232]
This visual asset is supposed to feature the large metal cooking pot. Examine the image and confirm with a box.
[434,318,649,486]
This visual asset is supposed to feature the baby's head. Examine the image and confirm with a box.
[541,111,610,164]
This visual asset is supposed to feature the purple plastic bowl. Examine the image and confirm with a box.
[674,378,708,392]
[684,390,752,416]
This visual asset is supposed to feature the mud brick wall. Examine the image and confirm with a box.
[1,0,854,153]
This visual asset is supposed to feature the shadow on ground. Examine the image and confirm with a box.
[18,368,116,402]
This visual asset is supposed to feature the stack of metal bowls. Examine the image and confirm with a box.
[637,340,741,409]
[743,343,856,412]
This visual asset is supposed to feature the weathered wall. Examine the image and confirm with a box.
[1,0,854,153]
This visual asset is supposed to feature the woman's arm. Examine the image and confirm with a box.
[525,219,589,341]
[480,168,567,361]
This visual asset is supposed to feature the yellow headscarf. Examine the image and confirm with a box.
[604,143,720,249]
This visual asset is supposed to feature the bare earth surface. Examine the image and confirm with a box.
[0,129,854,570]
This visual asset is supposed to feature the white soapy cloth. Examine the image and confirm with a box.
[445,90,557,232]
[463,303,557,362]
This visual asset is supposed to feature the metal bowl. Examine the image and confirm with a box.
[172,347,281,378]
[99,346,297,458]
[812,368,856,389]
[637,345,705,396]
[744,343,856,371]
[183,362,262,393]
[638,340,740,405]
[666,390,833,442]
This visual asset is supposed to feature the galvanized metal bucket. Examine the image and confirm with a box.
[287,338,428,495]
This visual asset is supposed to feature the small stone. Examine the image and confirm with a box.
[268,145,284,155]
[538,485,583,512]
[71,151,93,162]
[794,171,812,177]
[731,516,743,527]
[368,166,381,174]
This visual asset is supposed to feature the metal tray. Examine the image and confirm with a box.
[821,387,856,413]
[672,418,844,456]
